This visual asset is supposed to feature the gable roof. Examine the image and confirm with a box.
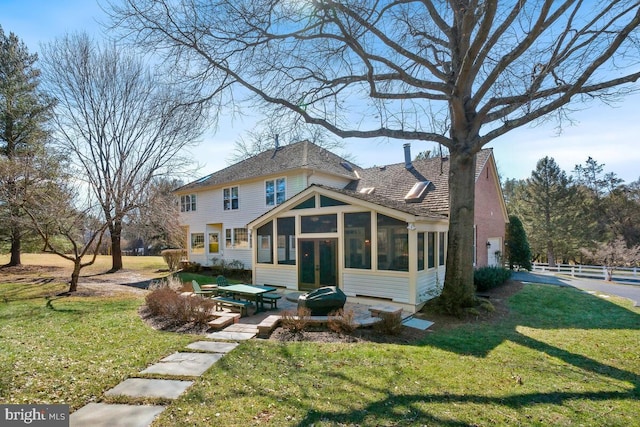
[346,149,493,214]
[176,140,361,192]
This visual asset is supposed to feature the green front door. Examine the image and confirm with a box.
[298,238,338,291]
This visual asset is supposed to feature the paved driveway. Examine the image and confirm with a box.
[512,271,640,307]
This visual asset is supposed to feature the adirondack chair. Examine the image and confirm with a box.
[216,275,230,296]
[191,280,216,298]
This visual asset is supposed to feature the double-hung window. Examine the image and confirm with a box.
[180,194,196,212]
[225,228,249,249]
[266,178,286,206]
[223,186,239,210]
[191,233,204,254]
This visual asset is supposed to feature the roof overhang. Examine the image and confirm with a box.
[247,184,447,230]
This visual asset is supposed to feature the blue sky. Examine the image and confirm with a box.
[2,0,639,184]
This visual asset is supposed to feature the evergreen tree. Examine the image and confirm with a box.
[520,157,577,266]
[0,26,54,266]
[506,215,532,271]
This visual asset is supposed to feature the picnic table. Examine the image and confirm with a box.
[223,284,277,313]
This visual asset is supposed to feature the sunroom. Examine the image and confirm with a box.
[247,185,448,313]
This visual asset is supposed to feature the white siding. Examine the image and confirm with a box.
[342,270,410,303]
[416,266,445,303]
[308,172,352,189]
[180,171,313,267]
[254,265,298,289]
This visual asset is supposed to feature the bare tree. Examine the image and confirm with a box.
[124,177,185,254]
[40,32,208,272]
[111,1,640,312]
[582,236,640,281]
[229,111,350,163]
[23,179,107,293]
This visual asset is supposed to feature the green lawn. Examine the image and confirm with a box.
[0,283,194,410]
[1,268,638,426]
[155,285,639,427]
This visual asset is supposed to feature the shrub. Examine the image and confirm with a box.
[328,309,357,335]
[145,287,176,316]
[161,249,186,271]
[182,261,202,273]
[373,313,403,335]
[280,307,311,334]
[145,286,215,326]
[148,275,184,292]
[474,266,512,292]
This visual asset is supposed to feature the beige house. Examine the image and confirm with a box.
[175,140,507,312]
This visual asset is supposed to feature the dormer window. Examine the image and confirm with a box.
[404,181,431,202]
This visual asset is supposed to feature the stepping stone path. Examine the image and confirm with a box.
[69,324,256,427]
[69,296,422,427]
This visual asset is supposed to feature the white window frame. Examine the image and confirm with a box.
[180,194,196,212]
[191,232,204,254]
[223,186,239,210]
[265,177,286,207]
[225,228,250,249]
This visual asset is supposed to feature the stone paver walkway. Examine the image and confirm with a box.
[69,335,239,427]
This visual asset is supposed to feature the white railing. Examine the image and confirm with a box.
[532,262,640,283]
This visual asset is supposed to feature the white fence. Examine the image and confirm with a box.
[532,262,640,283]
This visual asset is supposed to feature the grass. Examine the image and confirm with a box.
[0,253,168,276]
[175,271,244,287]
[154,285,639,427]
[1,256,639,426]
[0,283,195,410]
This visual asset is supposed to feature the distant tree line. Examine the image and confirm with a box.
[504,156,640,269]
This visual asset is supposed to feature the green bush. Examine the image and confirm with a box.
[474,266,512,292]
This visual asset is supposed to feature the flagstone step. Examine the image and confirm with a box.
[104,378,194,400]
[70,403,164,427]
[140,352,223,377]
[186,341,239,353]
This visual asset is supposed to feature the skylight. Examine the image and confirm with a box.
[404,181,431,202]
[341,161,353,172]
[195,174,212,184]
[359,187,375,194]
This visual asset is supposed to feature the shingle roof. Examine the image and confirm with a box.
[176,140,361,192]
[314,185,448,219]
[347,149,493,214]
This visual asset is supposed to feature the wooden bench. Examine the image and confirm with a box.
[261,293,282,309]
[212,296,252,317]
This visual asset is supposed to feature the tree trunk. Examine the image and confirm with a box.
[547,240,556,267]
[438,147,477,314]
[110,220,123,271]
[8,225,21,266]
[6,177,21,267]
[69,261,81,293]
